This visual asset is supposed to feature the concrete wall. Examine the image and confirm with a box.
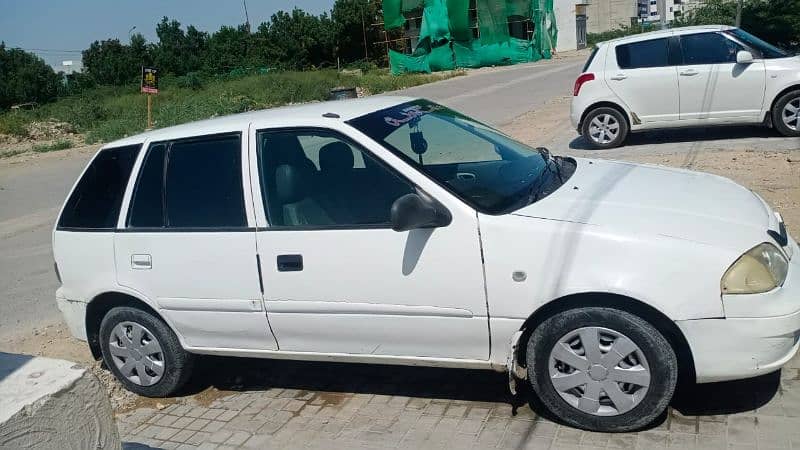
[0,353,121,449]
[586,0,639,33]
[554,1,578,52]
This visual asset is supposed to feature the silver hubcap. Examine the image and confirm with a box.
[548,327,650,416]
[783,98,800,131]
[589,114,620,144]
[108,321,165,386]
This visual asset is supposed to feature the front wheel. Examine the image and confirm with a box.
[772,90,800,137]
[526,307,677,432]
[581,107,629,149]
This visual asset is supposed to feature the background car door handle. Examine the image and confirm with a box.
[610,74,627,81]
[131,254,152,270]
[680,69,699,76]
[277,254,303,272]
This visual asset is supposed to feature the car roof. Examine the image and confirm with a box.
[104,95,417,148]
[600,25,735,46]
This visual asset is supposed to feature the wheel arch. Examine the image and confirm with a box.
[769,84,800,119]
[516,292,696,383]
[85,291,165,360]
[579,101,633,131]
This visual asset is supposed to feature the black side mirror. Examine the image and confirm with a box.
[390,193,452,232]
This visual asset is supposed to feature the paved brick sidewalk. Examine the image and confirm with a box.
[119,353,800,450]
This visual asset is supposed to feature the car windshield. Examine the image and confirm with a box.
[347,100,575,214]
[726,28,790,59]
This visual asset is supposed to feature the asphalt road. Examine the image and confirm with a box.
[0,56,586,340]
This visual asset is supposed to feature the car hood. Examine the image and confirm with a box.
[512,158,771,251]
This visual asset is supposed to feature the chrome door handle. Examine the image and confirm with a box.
[680,69,699,76]
[610,74,627,81]
[131,254,152,270]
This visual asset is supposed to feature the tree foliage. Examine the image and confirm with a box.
[0,42,62,109]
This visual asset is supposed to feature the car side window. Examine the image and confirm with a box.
[127,134,246,229]
[615,38,670,69]
[680,32,743,65]
[58,144,141,229]
[257,129,414,228]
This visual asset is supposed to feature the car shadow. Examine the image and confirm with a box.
[178,355,780,428]
[568,125,780,151]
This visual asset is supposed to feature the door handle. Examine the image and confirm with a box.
[680,69,699,76]
[456,172,476,181]
[131,254,152,270]
[610,74,627,81]
[277,254,303,272]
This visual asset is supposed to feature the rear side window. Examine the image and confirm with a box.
[680,32,742,65]
[58,144,141,229]
[127,144,166,227]
[616,38,669,69]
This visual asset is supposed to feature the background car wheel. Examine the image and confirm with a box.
[773,90,800,137]
[526,307,677,432]
[99,306,194,397]
[581,107,629,149]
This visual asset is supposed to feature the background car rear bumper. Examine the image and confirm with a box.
[56,289,88,341]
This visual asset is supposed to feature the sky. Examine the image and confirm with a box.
[0,0,334,68]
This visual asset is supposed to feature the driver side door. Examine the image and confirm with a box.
[249,126,490,360]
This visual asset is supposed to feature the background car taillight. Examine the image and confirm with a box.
[574,73,595,96]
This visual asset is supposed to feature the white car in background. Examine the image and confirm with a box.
[54,97,799,432]
[571,25,800,148]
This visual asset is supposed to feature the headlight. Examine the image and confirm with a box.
[721,243,789,294]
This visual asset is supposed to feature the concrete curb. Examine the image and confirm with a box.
[0,352,121,449]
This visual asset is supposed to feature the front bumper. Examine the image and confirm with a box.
[677,238,800,383]
[56,290,88,341]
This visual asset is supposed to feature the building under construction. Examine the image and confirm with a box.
[380,0,558,74]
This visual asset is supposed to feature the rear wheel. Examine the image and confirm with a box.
[99,306,194,397]
[581,107,629,149]
[526,307,677,432]
[773,90,800,137]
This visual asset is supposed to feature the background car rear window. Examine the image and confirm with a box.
[164,134,246,228]
[616,38,669,69]
[58,144,141,229]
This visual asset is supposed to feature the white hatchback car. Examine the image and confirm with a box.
[571,25,800,148]
[55,97,799,432]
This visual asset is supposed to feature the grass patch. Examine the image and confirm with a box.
[0,69,462,144]
[32,139,73,153]
[0,148,29,159]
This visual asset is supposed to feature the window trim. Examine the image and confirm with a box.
[56,144,142,231]
[124,131,249,231]
[254,126,429,232]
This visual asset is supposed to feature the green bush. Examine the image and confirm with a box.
[32,139,73,153]
[0,113,30,137]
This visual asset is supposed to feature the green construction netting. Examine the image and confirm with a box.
[385,0,557,75]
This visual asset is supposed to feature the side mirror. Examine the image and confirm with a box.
[390,193,452,232]
[736,50,754,64]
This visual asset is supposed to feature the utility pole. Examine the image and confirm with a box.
[242,0,251,33]
[362,0,369,61]
[735,0,743,27]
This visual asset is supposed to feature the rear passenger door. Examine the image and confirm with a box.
[249,127,490,360]
[607,37,681,124]
[676,32,766,121]
[115,132,278,351]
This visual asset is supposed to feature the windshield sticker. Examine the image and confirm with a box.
[384,104,444,127]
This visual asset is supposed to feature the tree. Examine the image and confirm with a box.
[255,9,335,69]
[206,24,252,72]
[82,34,152,86]
[0,43,61,109]
[332,0,382,63]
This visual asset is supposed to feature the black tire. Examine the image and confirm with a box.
[99,306,194,397]
[772,89,800,137]
[526,307,677,432]
[581,107,629,149]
